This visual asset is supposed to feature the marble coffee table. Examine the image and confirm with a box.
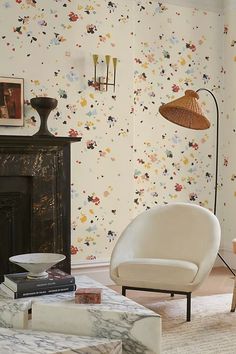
[0,327,122,354]
[0,275,161,354]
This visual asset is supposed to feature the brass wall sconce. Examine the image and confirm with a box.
[92,54,117,92]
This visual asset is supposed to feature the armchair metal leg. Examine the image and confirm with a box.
[121,286,192,322]
[122,286,127,296]
[187,293,191,322]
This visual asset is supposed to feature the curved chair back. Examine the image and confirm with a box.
[132,203,219,263]
[111,203,221,276]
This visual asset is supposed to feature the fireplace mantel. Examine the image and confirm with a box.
[0,135,81,279]
[0,135,81,145]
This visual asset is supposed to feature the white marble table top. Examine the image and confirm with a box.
[0,275,160,322]
[0,275,161,354]
[0,327,122,354]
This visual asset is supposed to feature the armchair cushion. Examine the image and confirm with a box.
[118,258,198,288]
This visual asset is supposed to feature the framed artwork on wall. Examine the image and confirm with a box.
[0,77,24,126]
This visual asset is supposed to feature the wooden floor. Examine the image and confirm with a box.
[109,267,235,306]
[193,266,234,296]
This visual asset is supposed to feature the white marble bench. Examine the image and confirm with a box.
[0,275,161,354]
[0,327,121,354]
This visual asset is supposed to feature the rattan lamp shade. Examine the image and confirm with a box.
[159,90,211,130]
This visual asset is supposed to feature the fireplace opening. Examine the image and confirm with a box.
[0,176,32,281]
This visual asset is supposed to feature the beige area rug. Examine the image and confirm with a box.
[148,293,236,354]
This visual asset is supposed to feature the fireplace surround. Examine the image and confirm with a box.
[0,135,81,281]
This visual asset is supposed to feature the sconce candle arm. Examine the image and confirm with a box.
[106,65,109,91]
[94,65,97,83]
[113,66,116,93]
[113,58,117,93]
[105,55,111,91]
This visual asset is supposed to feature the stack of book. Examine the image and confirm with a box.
[0,268,76,299]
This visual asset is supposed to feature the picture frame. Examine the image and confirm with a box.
[0,77,24,126]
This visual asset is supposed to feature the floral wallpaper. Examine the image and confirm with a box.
[220,4,236,256]
[0,0,234,266]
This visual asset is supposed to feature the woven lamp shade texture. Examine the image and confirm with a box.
[159,90,211,130]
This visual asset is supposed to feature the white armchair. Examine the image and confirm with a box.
[110,203,221,321]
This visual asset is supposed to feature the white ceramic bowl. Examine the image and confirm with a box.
[9,253,66,279]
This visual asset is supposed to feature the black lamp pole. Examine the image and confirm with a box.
[197,88,235,276]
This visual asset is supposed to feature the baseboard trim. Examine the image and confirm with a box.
[71,260,110,269]
[71,260,113,285]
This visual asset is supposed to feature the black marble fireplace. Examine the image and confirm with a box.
[0,135,81,281]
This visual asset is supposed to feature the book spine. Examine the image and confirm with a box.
[14,284,76,299]
[12,277,76,292]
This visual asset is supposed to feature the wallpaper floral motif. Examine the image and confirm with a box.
[0,0,234,265]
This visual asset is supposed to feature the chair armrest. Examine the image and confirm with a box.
[110,226,135,281]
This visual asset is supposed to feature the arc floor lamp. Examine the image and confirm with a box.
[159,88,235,276]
